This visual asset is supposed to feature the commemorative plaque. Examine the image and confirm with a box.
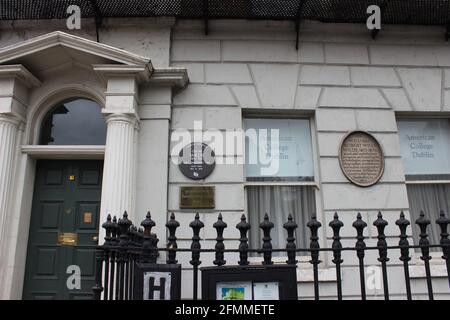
[179,142,215,180]
[339,131,384,187]
[180,186,215,209]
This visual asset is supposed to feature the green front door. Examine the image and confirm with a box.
[23,160,103,300]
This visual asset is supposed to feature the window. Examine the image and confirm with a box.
[40,98,107,145]
[398,118,450,247]
[244,118,316,254]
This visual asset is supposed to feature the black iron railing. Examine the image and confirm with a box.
[92,210,450,300]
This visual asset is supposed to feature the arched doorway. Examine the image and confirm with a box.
[22,98,106,300]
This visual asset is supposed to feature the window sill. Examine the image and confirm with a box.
[296,267,337,283]
[409,264,449,279]
[246,257,337,283]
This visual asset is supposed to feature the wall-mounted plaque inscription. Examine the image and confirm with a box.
[180,186,215,209]
[179,142,215,180]
[339,131,384,187]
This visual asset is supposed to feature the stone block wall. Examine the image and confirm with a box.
[169,20,450,299]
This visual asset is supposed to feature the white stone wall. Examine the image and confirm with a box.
[170,20,450,299]
[0,18,172,67]
[0,18,449,299]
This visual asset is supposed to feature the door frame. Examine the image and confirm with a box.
[22,158,105,299]
[11,148,105,299]
[0,85,108,299]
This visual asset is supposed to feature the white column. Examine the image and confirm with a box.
[0,115,22,247]
[0,65,40,299]
[100,113,138,220]
[95,70,143,229]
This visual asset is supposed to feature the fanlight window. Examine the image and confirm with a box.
[40,98,107,145]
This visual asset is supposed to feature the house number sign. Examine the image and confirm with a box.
[339,131,384,187]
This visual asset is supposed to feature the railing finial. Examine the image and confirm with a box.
[283,214,298,265]
[373,211,390,300]
[166,212,180,264]
[236,214,251,266]
[307,214,322,300]
[329,212,344,300]
[260,213,274,265]
[189,213,204,300]
[141,211,158,263]
[213,213,227,266]
[353,212,367,300]
[415,210,434,300]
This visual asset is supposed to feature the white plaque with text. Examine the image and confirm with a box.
[253,282,280,300]
[398,119,450,175]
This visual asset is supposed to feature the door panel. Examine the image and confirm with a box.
[39,201,62,229]
[23,160,103,300]
[35,248,58,276]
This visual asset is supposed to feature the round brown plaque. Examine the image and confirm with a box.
[338,131,384,187]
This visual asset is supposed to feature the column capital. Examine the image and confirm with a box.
[104,112,139,126]
[0,113,25,127]
[0,65,38,128]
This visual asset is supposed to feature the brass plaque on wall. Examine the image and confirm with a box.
[339,131,384,187]
[180,186,215,209]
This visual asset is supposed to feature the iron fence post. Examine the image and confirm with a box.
[353,212,367,300]
[190,213,204,300]
[307,214,322,300]
[101,214,114,300]
[373,211,390,300]
[213,213,227,266]
[166,212,180,264]
[92,248,104,300]
[283,214,298,265]
[329,212,344,300]
[111,216,119,300]
[260,213,274,265]
[416,211,434,300]
[236,214,250,266]
[117,211,132,300]
[396,211,412,300]
[141,211,157,264]
[436,211,450,288]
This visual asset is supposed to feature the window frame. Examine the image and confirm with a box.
[397,115,450,260]
[39,97,107,146]
[242,113,323,265]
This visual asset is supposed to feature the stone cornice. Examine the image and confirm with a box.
[93,64,152,84]
[94,64,189,88]
[0,65,41,88]
[149,67,189,89]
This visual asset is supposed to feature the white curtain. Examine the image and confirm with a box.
[247,186,315,256]
[406,184,450,250]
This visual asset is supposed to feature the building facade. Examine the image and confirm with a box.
[0,11,449,299]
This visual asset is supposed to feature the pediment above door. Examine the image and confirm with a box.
[0,31,188,87]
